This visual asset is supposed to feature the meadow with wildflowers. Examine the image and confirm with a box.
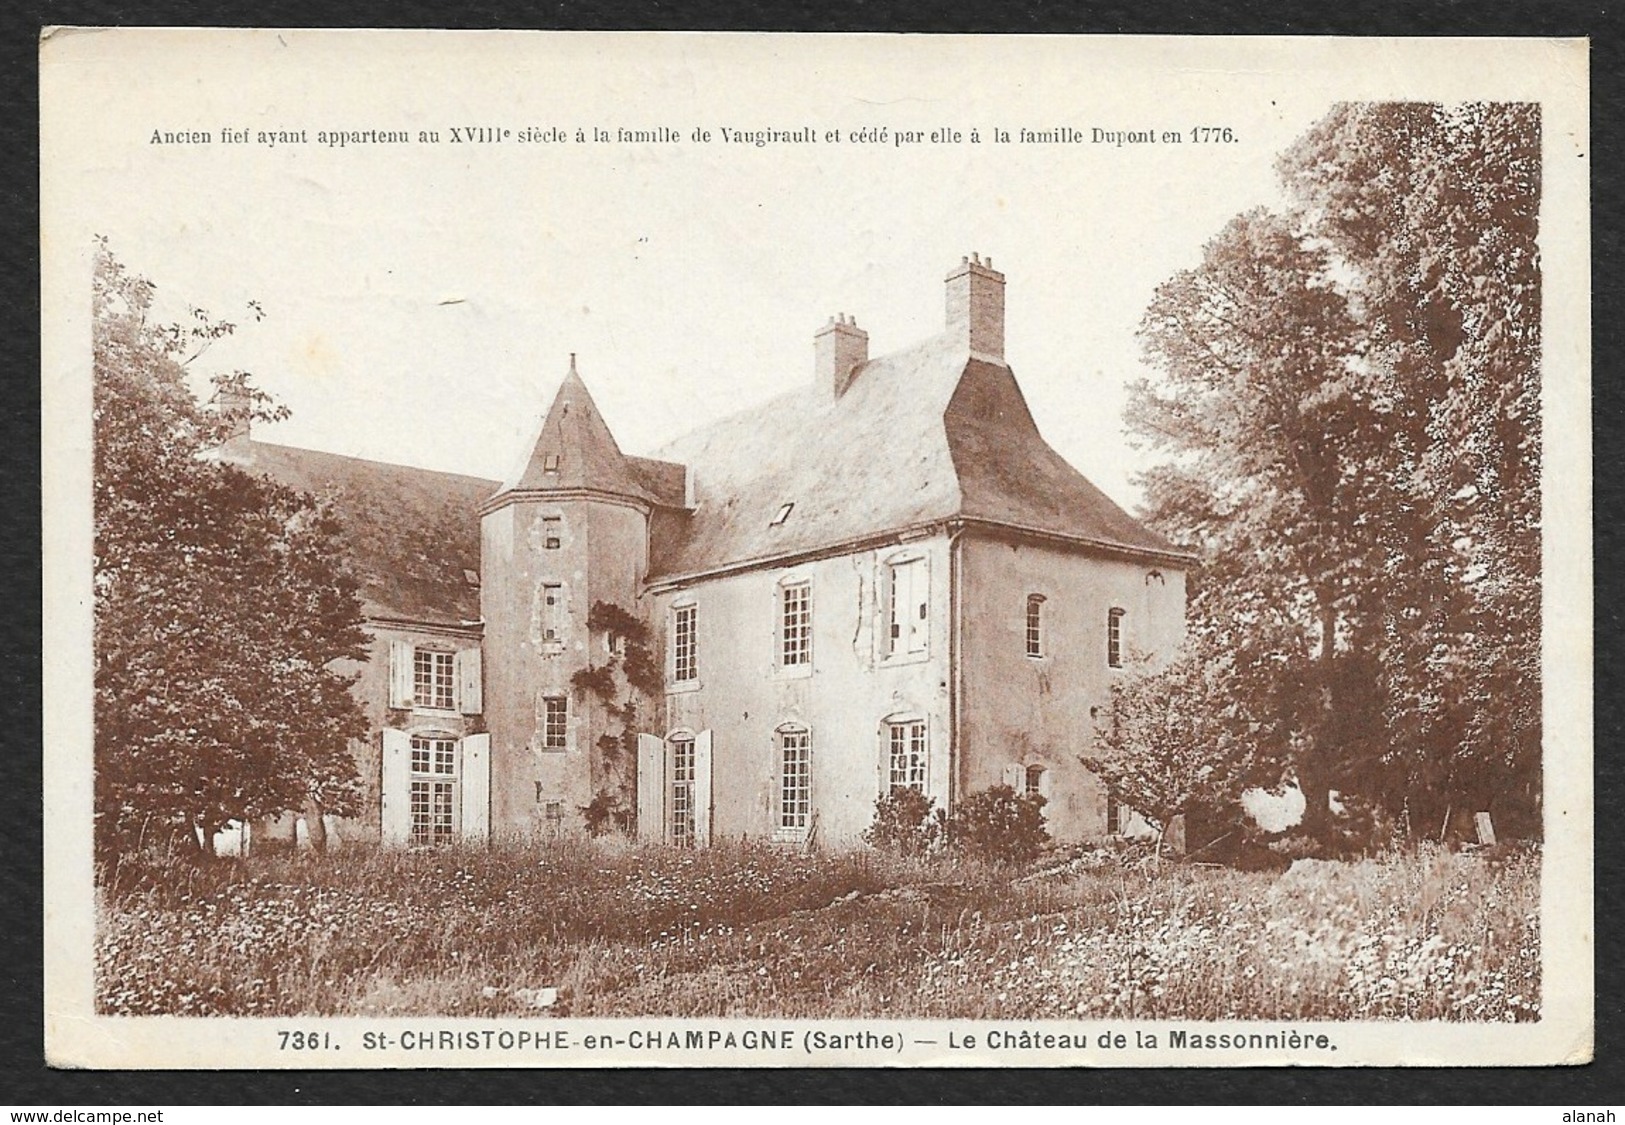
[96,839,1539,1021]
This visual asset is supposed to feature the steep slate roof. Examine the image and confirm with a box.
[646,332,1183,584]
[222,439,495,627]
[497,358,686,509]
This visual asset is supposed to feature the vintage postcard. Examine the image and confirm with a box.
[41,31,1591,1068]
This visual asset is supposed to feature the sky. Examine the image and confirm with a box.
[43,31,1582,513]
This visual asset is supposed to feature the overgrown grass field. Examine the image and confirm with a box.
[97,840,1540,1021]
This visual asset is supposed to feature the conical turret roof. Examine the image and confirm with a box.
[495,355,668,506]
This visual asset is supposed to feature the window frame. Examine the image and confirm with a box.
[777,578,813,674]
[408,733,459,846]
[541,583,566,645]
[542,515,562,550]
[1025,594,1046,659]
[885,717,928,795]
[1024,764,1045,800]
[776,724,812,839]
[883,552,930,664]
[670,601,699,688]
[412,647,457,711]
[541,695,568,751]
[669,733,696,846]
[1107,606,1126,668]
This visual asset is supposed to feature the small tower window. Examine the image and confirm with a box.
[542,696,568,749]
[1107,607,1125,668]
[542,452,561,473]
[1025,594,1045,658]
[542,516,562,550]
[770,502,794,526]
[542,584,565,642]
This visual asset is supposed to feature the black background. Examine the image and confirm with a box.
[9,0,1619,1106]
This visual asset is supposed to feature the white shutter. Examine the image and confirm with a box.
[910,558,930,653]
[899,562,916,652]
[637,734,665,842]
[388,640,413,708]
[456,648,483,714]
[460,733,490,841]
[694,730,714,848]
[1002,763,1023,793]
[1037,767,1053,802]
[381,728,411,844]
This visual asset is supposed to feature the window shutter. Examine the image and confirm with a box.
[911,558,930,653]
[388,640,413,708]
[636,734,666,842]
[381,728,411,844]
[889,562,911,650]
[457,648,483,714]
[1037,767,1053,802]
[694,730,714,848]
[1001,763,1023,793]
[459,733,490,842]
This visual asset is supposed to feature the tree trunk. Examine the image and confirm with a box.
[1298,597,1339,843]
[303,798,328,854]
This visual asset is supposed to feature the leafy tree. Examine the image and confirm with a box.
[93,242,368,859]
[1082,643,1240,860]
[1132,103,1541,839]
[1280,102,1542,838]
[1135,208,1379,836]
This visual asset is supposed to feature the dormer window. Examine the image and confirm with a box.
[542,452,561,473]
[770,502,794,527]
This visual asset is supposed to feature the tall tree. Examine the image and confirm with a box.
[1130,103,1542,839]
[93,242,369,858]
[1134,208,1381,836]
[1281,102,1542,836]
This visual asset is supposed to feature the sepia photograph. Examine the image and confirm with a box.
[40,31,1591,1067]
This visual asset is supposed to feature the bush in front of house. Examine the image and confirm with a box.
[944,784,1050,864]
[862,788,945,857]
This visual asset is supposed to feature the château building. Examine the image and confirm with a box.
[222,254,1190,849]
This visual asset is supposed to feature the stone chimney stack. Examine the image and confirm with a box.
[945,252,1005,360]
[815,313,869,398]
[213,374,252,442]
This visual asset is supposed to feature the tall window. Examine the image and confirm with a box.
[1025,595,1045,658]
[779,727,811,831]
[887,558,928,657]
[542,584,565,642]
[670,735,695,845]
[1107,607,1125,668]
[781,581,811,666]
[409,735,457,845]
[672,603,697,683]
[542,696,568,750]
[542,516,562,549]
[1106,792,1123,835]
[413,649,455,710]
[887,720,927,794]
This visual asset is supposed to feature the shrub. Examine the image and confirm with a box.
[863,788,944,856]
[581,791,631,837]
[946,785,1050,864]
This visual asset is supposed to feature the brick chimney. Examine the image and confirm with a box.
[815,313,869,398]
[945,252,1005,360]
